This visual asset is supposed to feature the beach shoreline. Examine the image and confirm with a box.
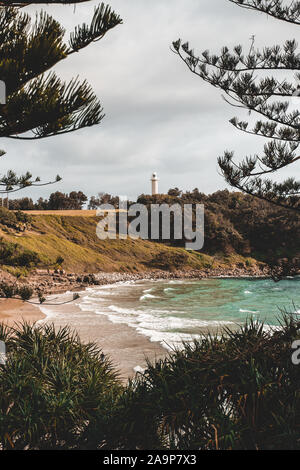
[0,269,293,382]
[6,267,272,298]
[0,283,168,382]
[38,299,167,383]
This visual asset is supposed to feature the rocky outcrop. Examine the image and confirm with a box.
[1,264,270,298]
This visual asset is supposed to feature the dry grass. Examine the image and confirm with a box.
[1,213,212,273]
[21,210,122,217]
[1,213,262,274]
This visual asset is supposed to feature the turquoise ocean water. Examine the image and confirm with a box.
[75,277,300,349]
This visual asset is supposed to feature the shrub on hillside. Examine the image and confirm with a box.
[15,210,32,224]
[148,251,189,271]
[0,207,18,228]
[136,189,300,265]
[0,239,15,262]
[0,283,33,301]
[0,239,41,268]
[15,249,40,267]
[0,207,31,231]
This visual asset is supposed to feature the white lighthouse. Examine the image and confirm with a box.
[151,172,159,195]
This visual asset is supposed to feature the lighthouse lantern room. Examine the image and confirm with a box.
[151,172,159,195]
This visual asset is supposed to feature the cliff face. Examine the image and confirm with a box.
[0,212,266,275]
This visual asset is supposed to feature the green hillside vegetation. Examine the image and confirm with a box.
[0,207,263,274]
[1,188,297,275]
[137,190,300,264]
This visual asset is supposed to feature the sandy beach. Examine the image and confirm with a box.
[0,298,45,326]
[38,301,167,383]
[0,296,166,383]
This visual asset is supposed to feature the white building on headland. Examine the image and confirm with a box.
[151,172,159,195]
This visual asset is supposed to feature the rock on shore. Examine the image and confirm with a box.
[0,264,271,298]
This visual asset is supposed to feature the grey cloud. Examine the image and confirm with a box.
[2,0,299,202]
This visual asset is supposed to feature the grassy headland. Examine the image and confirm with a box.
[0,211,265,276]
[1,189,298,278]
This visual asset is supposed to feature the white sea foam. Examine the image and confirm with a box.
[102,304,235,350]
[83,289,116,298]
[140,293,157,301]
[262,324,282,333]
[78,303,103,312]
[240,309,259,314]
[137,329,200,351]
[107,305,173,316]
[73,282,239,350]
[72,278,298,350]
[38,305,59,320]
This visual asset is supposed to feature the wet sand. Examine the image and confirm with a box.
[38,302,166,383]
[0,297,166,383]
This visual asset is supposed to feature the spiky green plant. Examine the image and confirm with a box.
[0,322,122,449]
[1,316,299,450]
[115,316,300,450]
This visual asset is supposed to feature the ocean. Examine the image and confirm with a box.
[40,277,300,351]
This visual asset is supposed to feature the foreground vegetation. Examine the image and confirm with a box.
[0,317,299,450]
[0,323,122,450]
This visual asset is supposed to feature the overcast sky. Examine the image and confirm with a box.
[2,0,299,201]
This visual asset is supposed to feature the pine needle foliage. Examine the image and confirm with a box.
[0,1,122,193]
[3,1,91,5]
[229,0,300,24]
[173,0,300,212]
[0,4,122,141]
